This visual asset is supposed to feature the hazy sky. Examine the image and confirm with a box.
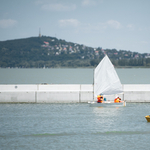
[0,0,150,53]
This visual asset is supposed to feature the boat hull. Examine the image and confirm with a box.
[88,101,126,107]
[145,115,150,122]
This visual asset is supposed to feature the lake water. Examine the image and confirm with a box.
[0,68,150,84]
[0,68,150,150]
[0,103,150,150]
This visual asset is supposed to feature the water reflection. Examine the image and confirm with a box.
[1,103,150,150]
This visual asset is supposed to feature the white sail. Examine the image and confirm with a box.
[94,55,123,97]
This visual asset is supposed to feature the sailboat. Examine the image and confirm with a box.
[89,55,126,107]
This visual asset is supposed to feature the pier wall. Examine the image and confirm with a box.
[123,84,150,102]
[0,84,150,103]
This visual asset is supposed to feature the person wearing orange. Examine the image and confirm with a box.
[97,94,103,103]
[97,95,101,103]
[114,97,121,103]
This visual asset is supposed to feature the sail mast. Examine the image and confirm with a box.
[93,68,94,101]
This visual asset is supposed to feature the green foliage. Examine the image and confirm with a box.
[0,36,150,68]
[90,59,99,66]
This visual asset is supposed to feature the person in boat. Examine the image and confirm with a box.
[114,97,121,103]
[97,94,103,103]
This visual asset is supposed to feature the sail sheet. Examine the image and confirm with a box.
[94,55,123,96]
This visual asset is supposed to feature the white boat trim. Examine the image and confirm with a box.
[88,101,126,107]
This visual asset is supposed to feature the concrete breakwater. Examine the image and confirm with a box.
[0,84,150,103]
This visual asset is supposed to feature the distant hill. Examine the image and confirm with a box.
[0,36,150,68]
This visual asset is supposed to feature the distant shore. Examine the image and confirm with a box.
[0,66,150,69]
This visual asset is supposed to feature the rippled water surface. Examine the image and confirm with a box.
[1,103,150,150]
[1,68,150,149]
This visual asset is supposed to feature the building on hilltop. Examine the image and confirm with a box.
[39,28,41,37]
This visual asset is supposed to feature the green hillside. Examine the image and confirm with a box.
[0,36,150,68]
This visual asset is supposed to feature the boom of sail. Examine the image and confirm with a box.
[94,55,123,97]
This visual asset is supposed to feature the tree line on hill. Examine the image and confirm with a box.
[0,36,150,68]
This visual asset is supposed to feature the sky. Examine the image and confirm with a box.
[0,0,150,54]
